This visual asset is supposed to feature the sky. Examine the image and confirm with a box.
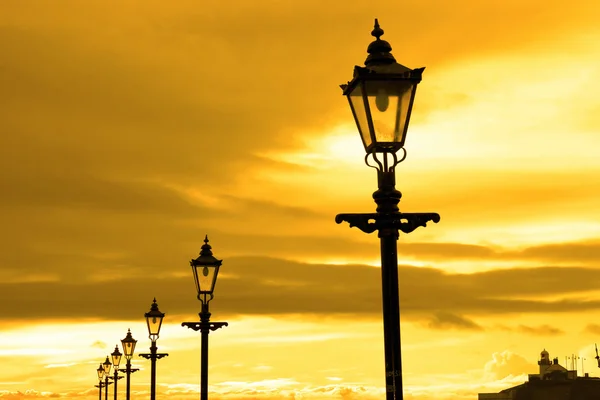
[2,0,600,399]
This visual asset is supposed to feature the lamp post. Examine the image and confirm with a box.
[96,363,106,400]
[335,19,440,400]
[119,329,139,400]
[102,356,113,400]
[182,236,228,400]
[140,298,169,400]
[110,345,124,400]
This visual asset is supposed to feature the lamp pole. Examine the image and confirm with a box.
[182,236,228,400]
[110,345,124,400]
[119,329,139,400]
[96,364,105,400]
[335,20,440,400]
[102,356,113,400]
[140,298,169,400]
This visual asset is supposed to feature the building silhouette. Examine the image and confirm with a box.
[479,349,600,400]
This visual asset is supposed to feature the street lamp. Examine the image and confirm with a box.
[182,235,228,400]
[110,345,124,400]
[335,19,440,400]
[140,298,169,400]
[119,329,139,400]
[96,363,106,400]
[102,356,113,400]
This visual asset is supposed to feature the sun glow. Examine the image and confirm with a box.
[258,124,365,169]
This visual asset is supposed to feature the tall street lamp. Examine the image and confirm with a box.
[119,329,139,400]
[182,236,228,400]
[110,345,124,400]
[335,19,440,400]
[140,298,169,400]
[96,363,106,400]
[102,356,113,400]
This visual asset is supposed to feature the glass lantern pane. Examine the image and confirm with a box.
[111,353,122,368]
[146,314,163,336]
[194,264,218,294]
[103,360,112,374]
[347,82,372,150]
[365,80,416,147]
[122,341,136,357]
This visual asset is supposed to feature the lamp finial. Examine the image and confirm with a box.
[365,19,396,66]
[372,18,384,40]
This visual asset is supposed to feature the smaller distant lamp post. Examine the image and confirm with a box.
[119,329,139,400]
[96,363,106,400]
[140,298,169,400]
[102,356,113,400]
[182,236,228,400]
[110,345,124,400]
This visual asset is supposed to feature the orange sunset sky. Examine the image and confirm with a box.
[2,1,600,399]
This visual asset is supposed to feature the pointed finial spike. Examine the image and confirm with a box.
[372,18,384,40]
[204,234,209,243]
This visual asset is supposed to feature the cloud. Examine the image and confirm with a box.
[426,312,483,331]
[483,351,534,380]
[3,257,600,322]
[90,341,106,349]
[516,325,564,335]
[583,324,600,335]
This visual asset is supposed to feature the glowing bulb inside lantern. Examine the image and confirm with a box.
[203,266,209,277]
[375,88,389,112]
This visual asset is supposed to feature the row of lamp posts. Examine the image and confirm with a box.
[93,236,226,400]
[94,300,167,400]
[93,18,436,400]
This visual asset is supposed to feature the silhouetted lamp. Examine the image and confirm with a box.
[145,298,165,342]
[110,345,123,400]
[102,356,112,400]
[96,363,105,400]
[340,19,424,153]
[140,298,169,400]
[121,329,137,360]
[335,18,440,400]
[182,236,228,400]
[111,346,122,371]
[120,329,139,400]
[103,356,112,376]
[190,235,222,304]
[97,363,104,381]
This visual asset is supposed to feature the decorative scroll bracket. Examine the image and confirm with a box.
[335,212,440,235]
[139,353,169,360]
[181,321,228,332]
[118,368,139,374]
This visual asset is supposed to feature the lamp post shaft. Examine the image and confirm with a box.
[126,361,131,400]
[99,383,102,400]
[150,343,157,400]
[113,371,119,400]
[377,170,403,400]
[140,342,168,400]
[380,232,403,400]
[105,377,109,400]
[200,306,210,400]
[337,169,439,400]
[182,303,227,400]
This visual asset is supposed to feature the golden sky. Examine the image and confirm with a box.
[2,0,600,399]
